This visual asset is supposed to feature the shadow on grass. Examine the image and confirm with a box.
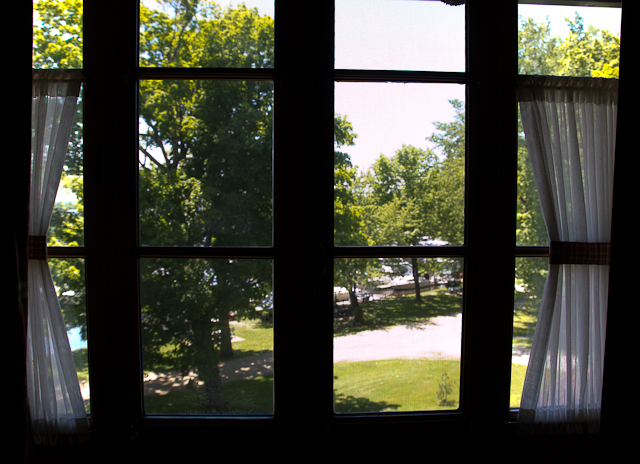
[334,292,463,337]
[512,299,540,349]
[145,375,274,415]
[333,391,401,413]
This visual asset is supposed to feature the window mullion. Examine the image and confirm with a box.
[272,0,335,434]
[83,0,141,441]
[463,1,519,430]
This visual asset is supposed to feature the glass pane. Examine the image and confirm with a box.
[334,257,463,413]
[49,258,90,414]
[49,85,84,247]
[141,258,273,415]
[518,3,621,77]
[138,80,273,247]
[139,0,274,68]
[511,257,547,408]
[336,0,465,71]
[335,82,465,246]
[516,107,547,247]
[33,0,83,69]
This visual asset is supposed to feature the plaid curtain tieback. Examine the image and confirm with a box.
[28,235,48,260]
[549,241,611,266]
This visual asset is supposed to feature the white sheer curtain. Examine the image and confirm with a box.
[28,69,88,445]
[516,76,617,434]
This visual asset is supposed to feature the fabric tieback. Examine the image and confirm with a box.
[549,241,610,266]
[28,236,48,260]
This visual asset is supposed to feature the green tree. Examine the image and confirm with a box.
[427,99,465,247]
[333,114,374,323]
[36,0,276,412]
[136,0,274,412]
[556,14,620,78]
[364,145,439,300]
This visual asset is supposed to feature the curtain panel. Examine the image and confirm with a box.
[516,76,617,434]
[28,69,88,445]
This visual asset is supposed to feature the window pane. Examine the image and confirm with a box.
[335,82,465,247]
[518,3,621,78]
[139,0,274,68]
[49,85,84,247]
[49,258,90,414]
[511,257,547,408]
[33,0,83,69]
[335,0,465,72]
[138,80,273,247]
[516,107,547,247]
[141,258,273,415]
[334,257,463,413]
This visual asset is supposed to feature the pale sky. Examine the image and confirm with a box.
[335,1,621,173]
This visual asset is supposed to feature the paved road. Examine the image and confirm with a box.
[334,314,531,365]
[334,314,464,362]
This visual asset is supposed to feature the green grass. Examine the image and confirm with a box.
[231,319,273,357]
[333,358,461,413]
[512,299,539,349]
[143,318,274,414]
[334,358,530,413]
[510,363,528,408]
[72,348,89,382]
[144,375,273,415]
[334,289,463,337]
[117,299,531,414]
[142,358,527,414]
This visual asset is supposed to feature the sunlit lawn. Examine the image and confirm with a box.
[510,363,528,408]
[512,292,540,349]
[334,359,529,413]
[231,319,273,357]
[334,358,461,413]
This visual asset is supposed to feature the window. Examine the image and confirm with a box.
[17,0,631,460]
[512,1,621,408]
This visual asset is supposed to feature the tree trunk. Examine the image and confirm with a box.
[412,257,422,301]
[349,283,364,324]
[219,312,234,359]
[194,318,230,413]
[203,365,231,413]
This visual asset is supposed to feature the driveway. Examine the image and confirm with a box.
[334,313,531,365]
[334,314,464,362]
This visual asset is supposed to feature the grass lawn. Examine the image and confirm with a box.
[72,348,89,382]
[334,288,463,337]
[510,363,528,408]
[143,359,527,415]
[231,319,273,357]
[143,318,274,414]
[144,375,274,415]
[334,359,530,413]
[334,358,461,413]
